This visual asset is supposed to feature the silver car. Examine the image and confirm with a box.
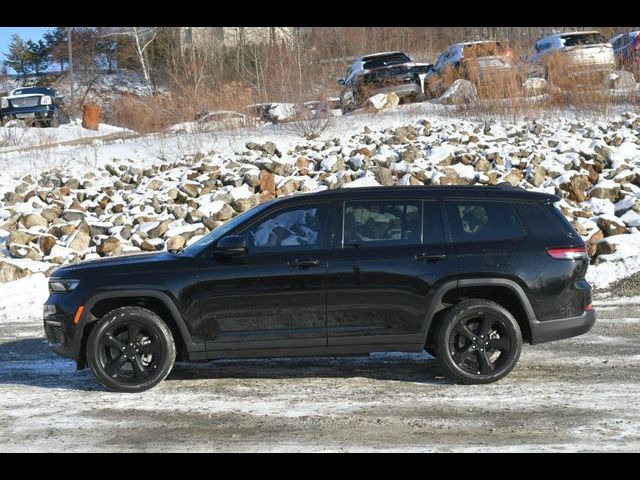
[524,31,615,83]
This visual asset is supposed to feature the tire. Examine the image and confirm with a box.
[435,299,522,384]
[87,306,176,392]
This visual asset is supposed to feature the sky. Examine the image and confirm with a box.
[0,27,51,57]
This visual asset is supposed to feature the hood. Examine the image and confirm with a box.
[52,251,174,277]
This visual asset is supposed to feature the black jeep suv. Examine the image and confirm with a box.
[44,185,595,392]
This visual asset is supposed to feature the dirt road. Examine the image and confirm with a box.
[1,294,638,452]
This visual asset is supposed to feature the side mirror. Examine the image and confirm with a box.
[337,78,346,86]
[213,235,247,256]
[55,94,65,100]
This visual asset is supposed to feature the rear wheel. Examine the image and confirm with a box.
[436,299,522,384]
[87,306,176,392]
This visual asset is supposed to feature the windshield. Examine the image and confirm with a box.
[10,87,55,96]
[182,201,274,256]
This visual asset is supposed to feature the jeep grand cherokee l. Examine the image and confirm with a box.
[44,185,596,392]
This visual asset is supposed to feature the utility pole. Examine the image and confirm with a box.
[68,27,74,119]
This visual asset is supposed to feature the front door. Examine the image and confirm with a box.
[326,199,458,348]
[199,201,332,353]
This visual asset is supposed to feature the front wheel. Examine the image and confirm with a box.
[87,306,176,392]
[436,299,522,384]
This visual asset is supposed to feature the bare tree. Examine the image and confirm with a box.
[101,27,159,92]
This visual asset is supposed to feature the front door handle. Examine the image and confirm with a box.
[415,253,447,262]
[288,259,321,267]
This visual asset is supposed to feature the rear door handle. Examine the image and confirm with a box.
[288,259,321,267]
[415,253,447,262]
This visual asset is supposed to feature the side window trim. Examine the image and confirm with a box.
[422,199,451,245]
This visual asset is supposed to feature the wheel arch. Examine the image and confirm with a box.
[76,289,203,369]
[423,278,536,348]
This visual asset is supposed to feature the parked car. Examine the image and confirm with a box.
[338,51,421,112]
[0,86,68,127]
[524,31,616,85]
[44,184,596,392]
[610,31,640,79]
[425,41,517,99]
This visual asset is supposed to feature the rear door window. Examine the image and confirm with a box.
[343,200,421,247]
[446,201,524,243]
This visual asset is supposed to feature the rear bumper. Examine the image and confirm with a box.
[368,83,421,98]
[530,309,596,344]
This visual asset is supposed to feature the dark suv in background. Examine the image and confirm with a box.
[0,86,68,127]
[338,51,421,111]
[44,185,595,392]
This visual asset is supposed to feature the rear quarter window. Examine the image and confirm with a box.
[513,202,579,240]
[446,201,524,243]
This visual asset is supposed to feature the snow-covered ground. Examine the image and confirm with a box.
[0,282,638,452]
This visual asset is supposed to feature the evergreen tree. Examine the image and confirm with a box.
[3,34,34,77]
[27,39,50,75]
[44,28,68,72]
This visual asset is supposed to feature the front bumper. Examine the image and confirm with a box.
[43,291,89,363]
[1,106,56,123]
[530,309,596,344]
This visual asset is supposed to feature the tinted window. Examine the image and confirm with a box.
[561,33,608,46]
[446,201,524,242]
[344,201,420,247]
[423,201,445,245]
[242,204,328,251]
[514,202,577,240]
[362,53,411,69]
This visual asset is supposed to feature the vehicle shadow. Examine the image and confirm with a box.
[0,338,449,390]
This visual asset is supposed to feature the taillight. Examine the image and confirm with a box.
[585,303,592,312]
[546,247,588,260]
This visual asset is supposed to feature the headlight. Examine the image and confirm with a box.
[40,95,52,106]
[49,278,79,293]
[0,97,8,109]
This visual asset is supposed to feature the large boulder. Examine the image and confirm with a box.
[0,261,31,283]
[437,79,478,105]
[366,92,400,111]
[21,213,48,229]
[523,77,547,97]
[96,237,121,257]
[259,170,276,196]
[604,70,637,91]
[560,175,592,202]
[6,230,37,248]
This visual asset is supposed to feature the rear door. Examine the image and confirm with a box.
[326,198,457,347]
